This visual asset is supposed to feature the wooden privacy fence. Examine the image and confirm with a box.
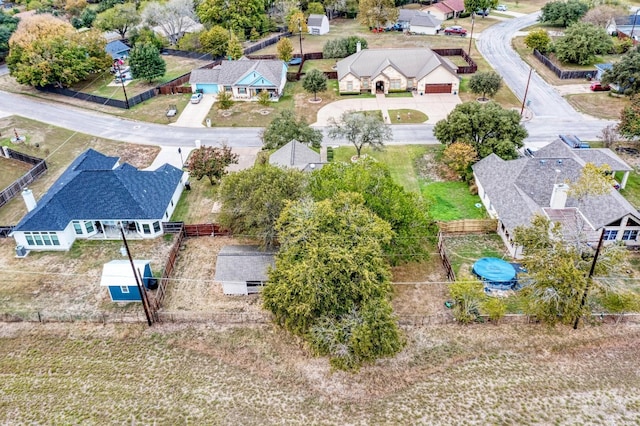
[432,48,477,74]
[533,49,595,80]
[150,222,185,312]
[437,232,456,281]
[184,223,230,237]
[438,219,498,234]
[0,149,47,210]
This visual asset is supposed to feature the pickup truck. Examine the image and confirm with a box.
[559,134,590,149]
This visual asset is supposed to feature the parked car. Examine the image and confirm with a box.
[559,134,590,149]
[496,4,507,11]
[590,81,610,92]
[444,26,467,36]
[190,93,203,104]
[475,9,490,16]
[288,57,302,66]
[385,23,403,31]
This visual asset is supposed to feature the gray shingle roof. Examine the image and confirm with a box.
[189,60,285,87]
[410,12,442,27]
[398,9,417,22]
[337,48,457,81]
[269,140,321,170]
[307,14,326,27]
[14,149,184,232]
[214,245,275,282]
[472,141,638,234]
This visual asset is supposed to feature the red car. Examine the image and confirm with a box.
[590,81,610,91]
[444,26,467,36]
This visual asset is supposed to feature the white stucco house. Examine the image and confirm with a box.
[11,149,187,252]
[308,14,330,35]
[336,48,459,94]
[189,59,287,101]
[472,139,638,257]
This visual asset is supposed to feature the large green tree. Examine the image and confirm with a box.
[618,94,640,140]
[263,192,403,370]
[7,15,111,88]
[358,0,398,29]
[217,164,307,248]
[327,111,392,158]
[539,0,589,27]
[199,25,230,58]
[186,145,239,185]
[93,3,140,40]
[468,70,502,101]
[262,109,323,150]
[524,28,551,53]
[464,0,497,16]
[0,12,19,62]
[128,42,166,82]
[514,215,626,326]
[197,0,267,38]
[602,48,640,96]
[553,22,613,65]
[276,37,293,63]
[308,159,435,265]
[302,68,327,101]
[433,101,527,160]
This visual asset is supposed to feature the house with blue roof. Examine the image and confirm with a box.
[188,58,287,101]
[11,149,187,251]
[105,40,131,60]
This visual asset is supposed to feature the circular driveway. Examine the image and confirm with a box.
[313,93,462,126]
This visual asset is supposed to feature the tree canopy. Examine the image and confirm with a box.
[276,37,293,63]
[539,0,589,27]
[302,68,327,101]
[142,0,197,45]
[308,158,436,265]
[524,28,551,53]
[261,109,323,150]
[93,3,140,40]
[263,192,403,370]
[186,145,239,185]
[602,48,640,96]
[618,94,640,140]
[433,101,527,160]
[468,71,502,100]
[323,36,368,58]
[197,0,268,38]
[358,0,398,29]
[327,111,392,158]
[464,0,497,15]
[199,25,229,57]
[0,12,19,62]
[217,164,308,248]
[226,33,243,59]
[553,22,613,65]
[7,15,111,88]
[128,42,166,82]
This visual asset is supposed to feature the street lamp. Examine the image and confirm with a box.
[113,59,130,109]
[298,18,303,60]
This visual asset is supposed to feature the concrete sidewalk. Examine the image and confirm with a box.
[313,92,462,126]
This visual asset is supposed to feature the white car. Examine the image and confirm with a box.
[190,93,203,104]
[496,4,507,11]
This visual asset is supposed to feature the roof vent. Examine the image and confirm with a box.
[557,159,563,164]
[539,160,546,164]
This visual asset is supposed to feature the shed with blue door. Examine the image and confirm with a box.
[100,259,153,302]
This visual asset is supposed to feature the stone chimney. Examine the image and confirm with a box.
[21,188,37,212]
[550,183,569,209]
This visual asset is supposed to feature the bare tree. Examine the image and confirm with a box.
[142,0,197,45]
[599,124,620,148]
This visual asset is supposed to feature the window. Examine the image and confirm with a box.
[33,234,43,245]
[25,233,34,245]
[390,79,401,90]
[246,281,264,294]
[153,221,161,233]
[623,230,638,241]
[85,221,94,233]
[604,230,618,240]
[346,81,353,91]
[238,87,247,94]
[24,232,60,246]
[50,234,60,245]
[362,78,369,89]
[73,221,83,235]
[142,224,151,234]
[224,86,232,92]
[120,286,130,294]
[42,234,52,246]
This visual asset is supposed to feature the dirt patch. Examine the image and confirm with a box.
[415,150,456,182]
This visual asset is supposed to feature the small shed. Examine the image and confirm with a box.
[100,259,152,302]
[105,40,131,60]
[214,246,275,295]
[308,14,330,35]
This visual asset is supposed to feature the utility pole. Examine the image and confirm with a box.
[298,18,303,59]
[120,228,153,326]
[113,60,130,109]
[520,67,533,117]
[573,228,605,330]
[468,14,475,55]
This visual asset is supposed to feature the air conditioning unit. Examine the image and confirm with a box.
[15,245,28,258]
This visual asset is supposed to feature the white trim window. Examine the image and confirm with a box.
[120,286,130,294]
[603,230,618,240]
[622,230,638,241]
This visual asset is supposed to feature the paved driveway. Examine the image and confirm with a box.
[313,93,462,126]
[170,94,216,128]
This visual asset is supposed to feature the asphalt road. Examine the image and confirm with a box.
[0,13,618,146]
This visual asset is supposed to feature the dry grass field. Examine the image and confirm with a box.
[1,322,639,424]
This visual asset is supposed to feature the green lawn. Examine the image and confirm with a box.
[443,233,508,277]
[420,181,486,221]
[302,59,338,72]
[387,109,428,124]
[619,169,640,209]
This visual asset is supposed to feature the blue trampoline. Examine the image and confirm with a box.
[472,257,517,292]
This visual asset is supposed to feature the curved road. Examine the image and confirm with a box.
[0,13,617,146]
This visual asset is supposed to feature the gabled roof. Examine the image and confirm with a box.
[214,245,275,282]
[105,40,130,59]
[473,140,638,233]
[398,9,417,22]
[14,149,184,232]
[308,14,327,27]
[337,48,457,81]
[100,260,151,287]
[189,60,285,87]
[410,12,442,28]
[614,15,640,26]
[269,140,322,170]
[428,0,465,14]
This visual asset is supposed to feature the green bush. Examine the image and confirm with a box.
[449,279,486,324]
[257,90,271,106]
[326,146,334,162]
[481,297,507,323]
[323,36,368,59]
[217,91,234,110]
